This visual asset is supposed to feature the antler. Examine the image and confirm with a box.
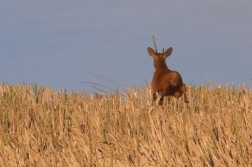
[152,36,158,52]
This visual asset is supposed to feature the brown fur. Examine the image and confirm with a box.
[148,47,189,105]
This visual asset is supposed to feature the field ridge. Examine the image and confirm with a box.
[0,83,251,166]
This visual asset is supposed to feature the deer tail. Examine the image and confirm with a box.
[169,77,177,87]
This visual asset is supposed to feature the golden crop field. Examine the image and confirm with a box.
[0,83,251,166]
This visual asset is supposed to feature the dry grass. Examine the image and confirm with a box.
[0,83,251,166]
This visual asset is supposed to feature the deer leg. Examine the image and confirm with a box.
[151,81,157,102]
[175,99,178,111]
[159,96,164,106]
[153,93,157,101]
[182,84,189,103]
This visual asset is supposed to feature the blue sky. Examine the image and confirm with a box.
[1,1,252,93]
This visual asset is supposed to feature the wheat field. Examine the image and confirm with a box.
[0,83,251,166]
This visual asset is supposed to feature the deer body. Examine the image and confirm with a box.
[148,47,189,105]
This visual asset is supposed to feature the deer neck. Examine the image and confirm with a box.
[155,59,169,71]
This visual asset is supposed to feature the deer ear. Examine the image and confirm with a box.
[147,47,156,57]
[164,47,173,58]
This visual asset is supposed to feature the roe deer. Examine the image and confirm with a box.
[148,47,189,106]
